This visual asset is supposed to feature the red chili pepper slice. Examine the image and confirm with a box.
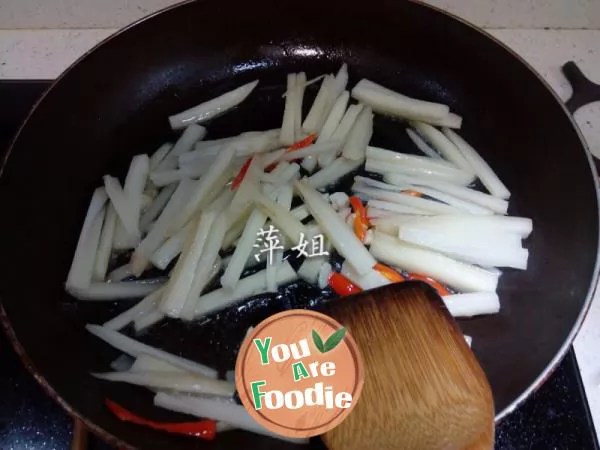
[374,263,406,283]
[231,157,253,191]
[401,189,423,197]
[407,273,450,296]
[105,399,217,440]
[328,272,362,296]
[286,133,317,152]
[349,196,369,241]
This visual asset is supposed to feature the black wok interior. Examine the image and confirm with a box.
[0,0,598,448]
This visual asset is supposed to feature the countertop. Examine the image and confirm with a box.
[0,26,599,440]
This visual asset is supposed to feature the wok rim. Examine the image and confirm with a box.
[0,0,598,446]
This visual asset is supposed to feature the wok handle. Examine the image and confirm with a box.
[562,61,600,114]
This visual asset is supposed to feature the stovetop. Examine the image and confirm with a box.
[1,81,599,450]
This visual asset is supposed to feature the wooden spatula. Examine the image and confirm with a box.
[320,281,494,450]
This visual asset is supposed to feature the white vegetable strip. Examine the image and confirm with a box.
[398,226,528,269]
[295,179,376,275]
[230,130,282,157]
[398,221,524,250]
[318,262,332,289]
[393,215,533,238]
[331,104,364,142]
[270,162,301,189]
[300,74,326,90]
[179,140,231,166]
[149,143,173,171]
[280,73,297,146]
[261,149,286,172]
[130,354,183,373]
[443,128,511,199]
[103,287,165,330]
[149,221,194,270]
[220,209,268,291]
[442,292,501,317]
[154,393,308,444]
[160,212,217,318]
[110,355,134,372]
[464,335,473,347]
[140,183,178,232]
[170,146,235,232]
[429,112,463,129]
[195,262,297,318]
[207,187,235,213]
[367,199,433,216]
[294,72,306,141]
[277,141,342,162]
[86,324,218,379]
[107,264,135,282]
[342,107,373,161]
[410,122,473,173]
[332,64,349,100]
[308,157,362,189]
[317,90,349,144]
[133,308,165,332]
[171,124,207,158]
[351,79,449,123]
[67,280,165,301]
[255,193,307,244]
[385,174,508,214]
[371,215,429,235]
[409,186,494,215]
[303,75,334,133]
[113,154,150,248]
[365,208,397,219]
[142,186,158,203]
[149,169,191,187]
[267,185,294,292]
[66,189,107,291]
[406,128,441,159]
[131,179,196,274]
[222,210,252,250]
[341,261,390,290]
[169,80,259,129]
[93,204,117,281]
[229,156,263,212]
[290,204,310,221]
[366,159,474,186]
[329,192,349,211]
[94,371,235,397]
[370,231,498,292]
[155,124,207,171]
[103,176,141,242]
[366,146,467,174]
[301,156,318,173]
[353,184,462,215]
[354,175,410,192]
[180,213,227,320]
[181,131,280,164]
[297,257,328,284]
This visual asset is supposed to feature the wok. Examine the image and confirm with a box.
[1,0,599,448]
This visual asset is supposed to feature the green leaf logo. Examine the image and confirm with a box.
[312,327,347,353]
[312,329,325,353]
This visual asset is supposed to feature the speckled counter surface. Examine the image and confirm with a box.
[0,26,600,448]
